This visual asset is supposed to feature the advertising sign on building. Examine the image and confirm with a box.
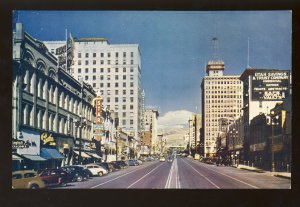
[94,96,104,141]
[16,129,40,155]
[252,70,290,101]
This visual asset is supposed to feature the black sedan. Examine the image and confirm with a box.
[61,166,90,182]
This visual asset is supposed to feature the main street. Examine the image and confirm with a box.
[58,157,290,189]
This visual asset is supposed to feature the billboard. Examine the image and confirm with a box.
[251,70,290,101]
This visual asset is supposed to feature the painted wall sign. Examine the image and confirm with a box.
[16,129,40,155]
[252,70,290,101]
[41,132,56,146]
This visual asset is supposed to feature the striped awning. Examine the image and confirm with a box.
[22,155,46,161]
[73,150,91,158]
[41,148,65,160]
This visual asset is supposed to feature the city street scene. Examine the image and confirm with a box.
[12,11,291,189]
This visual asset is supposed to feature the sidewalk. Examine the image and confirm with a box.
[232,164,291,179]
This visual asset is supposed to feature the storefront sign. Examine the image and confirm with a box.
[94,96,104,141]
[41,132,56,146]
[17,129,40,155]
[252,70,290,101]
[250,142,266,152]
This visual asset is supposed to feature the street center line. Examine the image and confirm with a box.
[188,159,259,189]
[181,158,220,189]
[90,162,156,189]
[127,162,164,189]
[165,160,174,188]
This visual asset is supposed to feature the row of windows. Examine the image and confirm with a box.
[205,85,241,89]
[206,100,242,104]
[106,97,134,103]
[205,95,242,99]
[88,81,135,88]
[106,104,135,111]
[205,114,238,118]
[77,67,134,73]
[206,90,242,94]
[206,109,240,113]
[78,52,134,58]
[81,74,135,81]
[77,59,134,65]
[205,80,240,84]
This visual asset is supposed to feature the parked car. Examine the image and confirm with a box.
[12,170,46,189]
[128,159,139,166]
[60,166,90,182]
[94,162,114,173]
[167,157,173,163]
[159,156,166,162]
[200,157,214,164]
[111,162,123,170]
[115,161,128,168]
[137,159,143,165]
[194,154,200,160]
[84,164,108,176]
[39,168,72,187]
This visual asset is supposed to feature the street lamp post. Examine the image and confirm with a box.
[270,111,279,172]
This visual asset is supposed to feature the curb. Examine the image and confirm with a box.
[273,174,291,180]
[239,167,265,173]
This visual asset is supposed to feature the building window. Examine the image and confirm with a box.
[101,53,104,57]
[85,76,88,81]
[115,75,119,80]
[130,75,134,80]
[131,60,134,64]
[130,120,133,125]
[78,68,81,73]
[130,82,134,87]
[107,97,110,103]
[78,53,81,58]
[123,82,126,87]
[85,68,89,73]
[100,83,104,87]
[93,76,96,80]
[123,68,126,72]
[130,97,134,102]
[85,60,89,65]
[100,68,104,73]
[123,52,126,58]
[115,90,119,95]
[259,101,262,108]
[107,60,111,64]
[122,97,126,102]
[131,52,134,58]
[108,68,111,73]
[93,60,96,65]
[123,75,126,80]
[107,83,110,87]
[93,83,96,87]
[108,52,111,57]
[122,120,126,125]
[123,60,126,65]
[116,52,118,58]
[130,105,133,110]
[115,83,119,87]
[93,53,96,57]
[100,75,103,80]
[93,68,96,73]
[115,68,119,73]
[130,67,134,72]
[130,90,134,95]
[122,105,126,110]
[115,97,119,102]
[116,60,119,65]
[123,112,126,117]
[78,60,81,65]
[123,90,126,95]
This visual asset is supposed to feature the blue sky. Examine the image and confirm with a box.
[16,11,291,116]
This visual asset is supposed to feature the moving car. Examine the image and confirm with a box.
[115,161,128,168]
[84,164,108,176]
[12,170,46,189]
[39,168,73,187]
[194,154,200,160]
[60,165,90,182]
[137,159,143,165]
[111,162,123,170]
[200,157,213,164]
[159,156,166,162]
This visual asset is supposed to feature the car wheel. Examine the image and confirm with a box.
[98,171,103,176]
[30,184,39,189]
[76,175,83,182]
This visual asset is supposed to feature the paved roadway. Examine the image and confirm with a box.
[58,157,290,189]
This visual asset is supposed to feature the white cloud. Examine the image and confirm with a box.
[158,110,194,131]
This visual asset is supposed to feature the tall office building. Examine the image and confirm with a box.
[69,38,142,140]
[200,37,243,157]
[144,109,159,154]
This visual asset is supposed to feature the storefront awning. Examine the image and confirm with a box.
[22,155,46,161]
[12,154,23,161]
[73,150,91,158]
[86,152,101,159]
[41,148,65,160]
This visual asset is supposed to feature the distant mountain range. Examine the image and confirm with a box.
[159,127,188,148]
